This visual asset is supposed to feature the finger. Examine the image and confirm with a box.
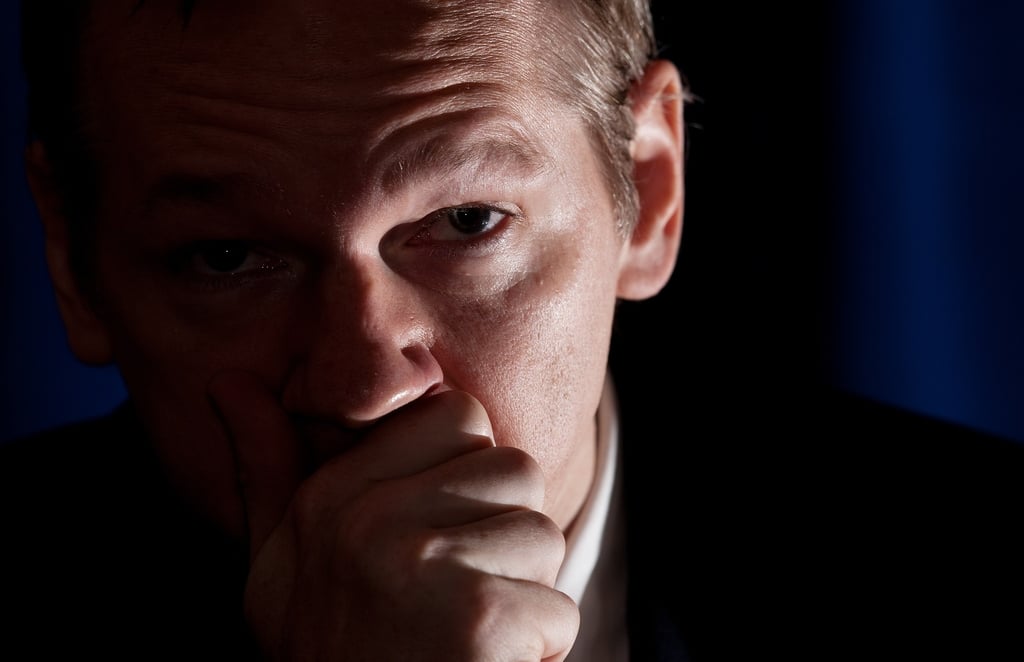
[427,508,567,587]
[528,583,579,662]
[326,389,496,483]
[471,575,580,661]
[383,445,548,528]
[208,369,304,560]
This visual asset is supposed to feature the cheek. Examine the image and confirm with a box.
[434,234,622,471]
[92,251,294,465]
[92,272,294,536]
[101,289,292,400]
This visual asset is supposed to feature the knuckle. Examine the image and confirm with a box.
[409,526,455,565]
[460,575,555,661]
[431,390,492,440]
[493,445,545,487]
[528,509,565,551]
[432,388,483,416]
[461,573,514,636]
[490,446,547,507]
[287,478,326,533]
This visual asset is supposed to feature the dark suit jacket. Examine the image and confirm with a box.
[615,361,1024,661]
[3,381,1023,661]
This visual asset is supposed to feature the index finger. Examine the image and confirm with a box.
[319,389,497,485]
[208,369,305,561]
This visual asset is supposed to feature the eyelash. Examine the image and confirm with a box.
[169,240,289,291]
[409,203,517,249]
[169,203,517,289]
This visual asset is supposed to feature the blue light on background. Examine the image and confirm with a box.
[828,0,1024,443]
[1,5,126,444]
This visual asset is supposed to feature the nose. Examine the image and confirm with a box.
[281,258,444,432]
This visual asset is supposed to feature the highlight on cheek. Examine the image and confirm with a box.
[389,201,540,299]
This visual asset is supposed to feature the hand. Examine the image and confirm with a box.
[209,372,580,661]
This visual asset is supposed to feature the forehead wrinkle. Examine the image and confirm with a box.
[395,0,543,53]
[380,0,553,85]
[143,171,282,217]
[377,119,552,195]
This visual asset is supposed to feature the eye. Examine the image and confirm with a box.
[176,240,287,280]
[416,205,512,243]
[447,207,500,235]
[195,240,250,274]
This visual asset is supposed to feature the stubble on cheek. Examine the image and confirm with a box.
[448,233,617,470]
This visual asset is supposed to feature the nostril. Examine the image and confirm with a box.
[280,337,445,442]
[400,341,445,391]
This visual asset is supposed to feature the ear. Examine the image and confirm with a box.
[25,141,114,365]
[616,59,686,301]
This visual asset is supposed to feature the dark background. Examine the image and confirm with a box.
[3,2,1023,446]
[632,1,1023,445]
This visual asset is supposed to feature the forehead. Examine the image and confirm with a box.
[84,0,559,94]
[79,0,581,199]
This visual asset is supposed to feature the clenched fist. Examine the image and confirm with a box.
[209,371,580,661]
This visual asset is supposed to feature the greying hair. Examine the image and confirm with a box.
[547,0,659,235]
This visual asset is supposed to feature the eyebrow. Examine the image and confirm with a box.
[142,135,551,214]
[143,172,277,215]
[379,134,552,194]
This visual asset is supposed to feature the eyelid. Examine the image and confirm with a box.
[411,202,520,245]
[169,239,290,291]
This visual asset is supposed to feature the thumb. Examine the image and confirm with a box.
[208,370,304,563]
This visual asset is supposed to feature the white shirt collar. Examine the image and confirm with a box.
[555,376,620,603]
[557,376,630,662]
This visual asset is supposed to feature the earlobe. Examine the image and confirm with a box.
[616,59,686,301]
[25,141,114,365]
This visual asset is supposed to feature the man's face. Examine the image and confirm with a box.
[74,0,633,535]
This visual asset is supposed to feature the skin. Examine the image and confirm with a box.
[28,0,685,659]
